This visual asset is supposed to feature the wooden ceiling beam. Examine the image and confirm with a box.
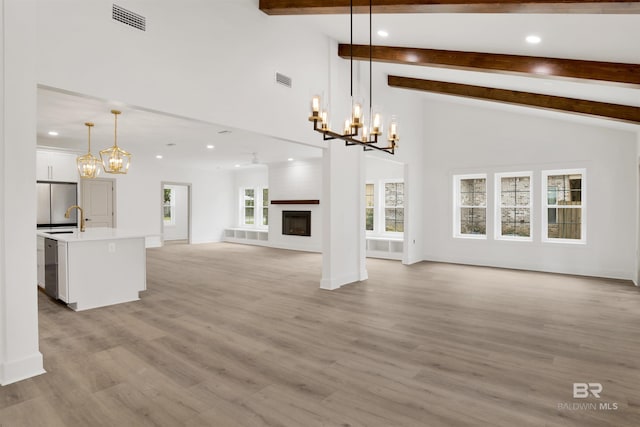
[259,0,640,15]
[339,45,640,86]
[388,75,640,123]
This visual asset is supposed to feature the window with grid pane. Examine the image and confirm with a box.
[454,175,486,238]
[542,170,585,242]
[384,182,404,232]
[497,173,531,240]
[243,188,255,225]
[365,184,374,231]
[262,188,269,226]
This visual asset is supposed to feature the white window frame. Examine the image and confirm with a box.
[364,181,376,233]
[239,187,269,229]
[381,179,405,236]
[365,179,404,237]
[453,173,488,239]
[494,171,533,242]
[541,168,586,244]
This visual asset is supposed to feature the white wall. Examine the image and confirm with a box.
[365,155,404,182]
[0,0,45,385]
[268,159,323,252]
[423,99,638,280]
[106,158,233,246]
[36,0,330,150]
[163,184,189,241]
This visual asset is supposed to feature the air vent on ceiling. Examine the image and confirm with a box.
[275,72,292,88]
[113,4,146,31]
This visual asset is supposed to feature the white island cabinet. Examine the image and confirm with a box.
[37,228,146,311]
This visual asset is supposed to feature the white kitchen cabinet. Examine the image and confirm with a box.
[36,150,79,182]
[36,236,45,288]
[57,241,69,303]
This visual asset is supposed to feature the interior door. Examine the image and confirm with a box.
[81,179,114,228]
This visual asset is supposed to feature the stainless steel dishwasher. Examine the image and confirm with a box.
[44,237,58,299]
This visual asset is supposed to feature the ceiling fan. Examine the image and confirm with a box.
[235,152,263,168]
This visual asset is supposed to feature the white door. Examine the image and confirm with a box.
[81,179,114,228]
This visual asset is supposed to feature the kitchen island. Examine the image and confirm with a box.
[37,227,146,311]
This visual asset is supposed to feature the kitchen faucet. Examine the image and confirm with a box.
[65,205,86,232]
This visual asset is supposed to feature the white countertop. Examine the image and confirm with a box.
[37,227,147,242]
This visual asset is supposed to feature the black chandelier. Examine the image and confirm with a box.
[308,0,399,155]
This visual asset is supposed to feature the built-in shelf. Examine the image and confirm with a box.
[224,228,269,246]
[366,236,403,260]
[271,199,320,205]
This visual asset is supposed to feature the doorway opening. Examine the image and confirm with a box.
[161,182,192,245]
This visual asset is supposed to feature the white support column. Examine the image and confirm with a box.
[321,143,367,290]
[0,0,45,385]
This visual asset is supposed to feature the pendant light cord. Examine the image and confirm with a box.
[114,112,118,147]
[369,0,373,114]
[350,0,353,99]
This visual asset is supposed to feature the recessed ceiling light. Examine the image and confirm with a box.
[377,30,389,38]
[206,144,215,149]
[156,155,163,159]
[526,35,541,44]
[166,143,176,147]
[48,131,59,136]
[287,158,294,162]
[234,164,240,168]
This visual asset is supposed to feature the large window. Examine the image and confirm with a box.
[384,182,404,233]
[240,187,269,228]
[454,174,487,238]
[542,169,585,243]
[365,183,375,231]
[495,172,532,240]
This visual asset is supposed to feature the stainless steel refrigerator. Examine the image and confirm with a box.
[37,181,78,228]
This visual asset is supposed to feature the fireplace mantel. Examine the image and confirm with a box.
[271,200,320,205]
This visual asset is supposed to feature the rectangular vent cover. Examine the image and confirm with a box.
[113,4,146,31]
[275,72,292,88]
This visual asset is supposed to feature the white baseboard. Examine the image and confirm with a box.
[320,272,361,290]
[0,352,46,386]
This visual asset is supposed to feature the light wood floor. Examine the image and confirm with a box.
[1,243,640,426]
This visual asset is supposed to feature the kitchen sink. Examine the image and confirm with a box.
[45,231,74,234]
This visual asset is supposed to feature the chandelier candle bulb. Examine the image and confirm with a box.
[309,95,321,121]
[372,113,382,135]
[344,119,352,134]
[320,110,329,131]
[352,102,363,128]
[388,119,399,142]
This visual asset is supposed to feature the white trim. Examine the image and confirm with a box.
[494,171,533,242]
[453,173,488,239]
[0,352,46,386]
[239,186,269,229]
[541,168,587,244]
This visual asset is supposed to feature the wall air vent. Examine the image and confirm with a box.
[112,4,146,31]
[275,72,292,88]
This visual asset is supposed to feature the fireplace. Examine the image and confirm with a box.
[282,211,311,236]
